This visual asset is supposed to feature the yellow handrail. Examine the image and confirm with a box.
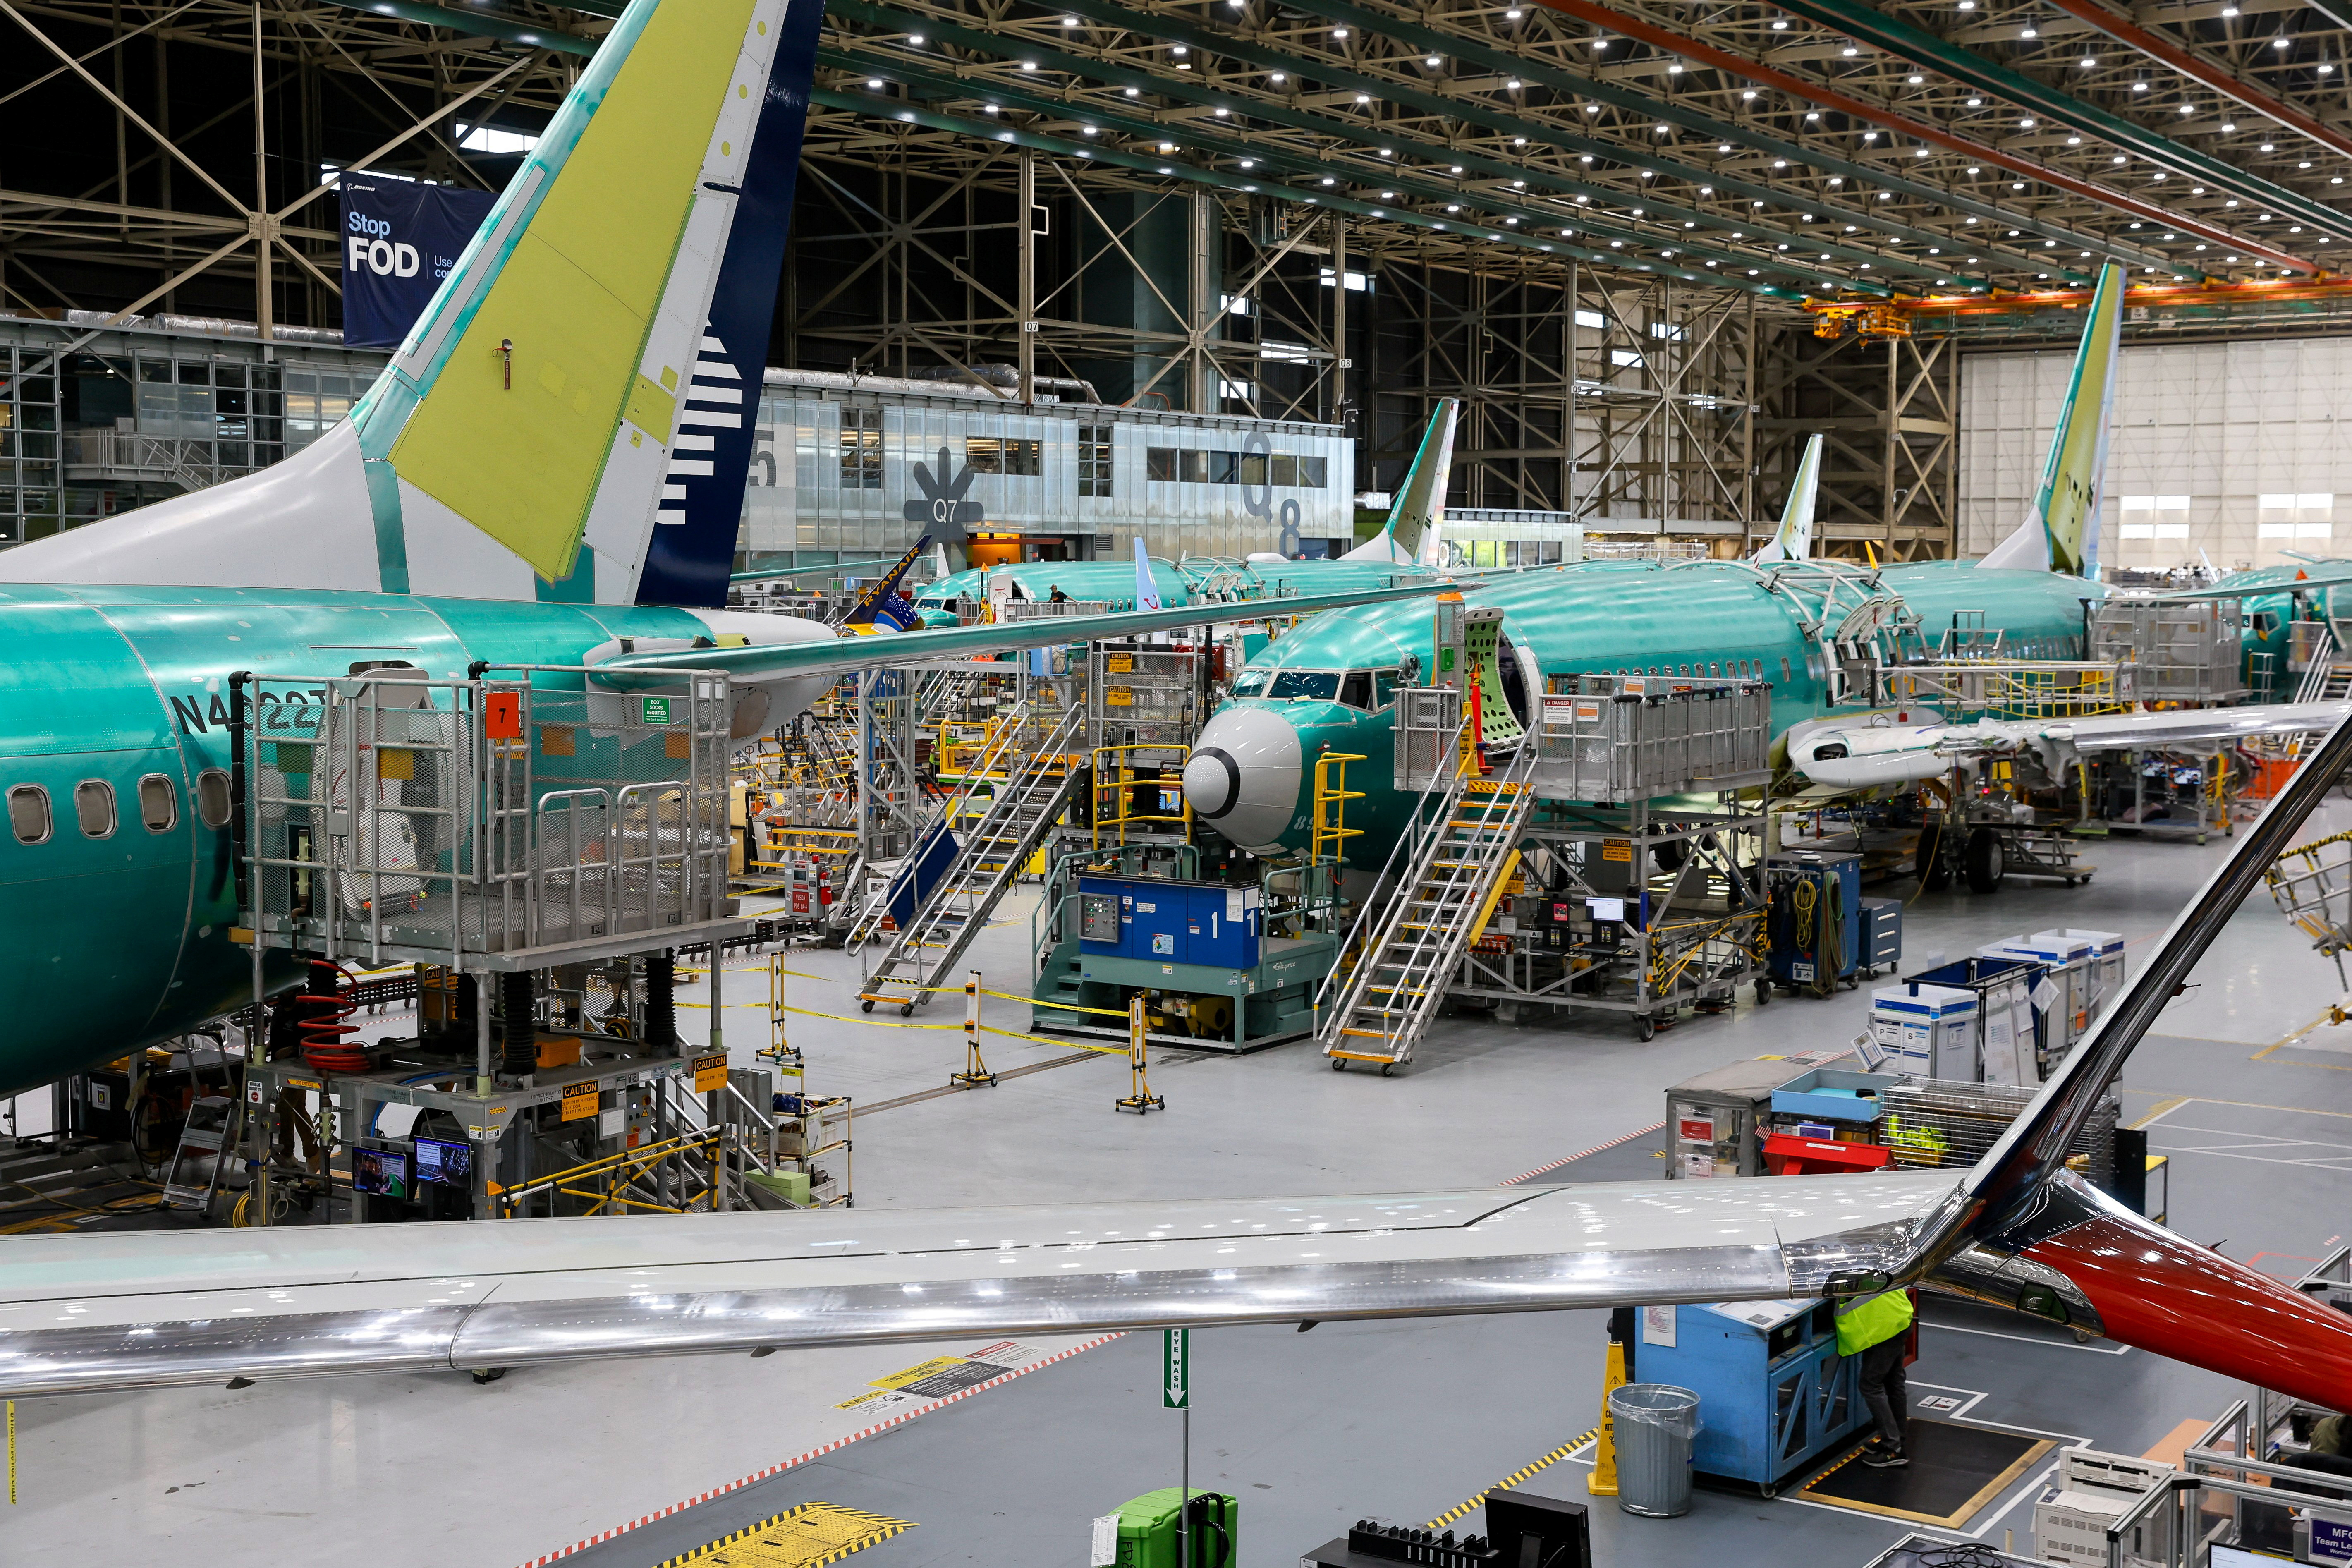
[1312,751,1366,863]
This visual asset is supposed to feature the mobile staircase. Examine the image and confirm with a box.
[1316,737,1538,1073]
[857,703,1084,1015]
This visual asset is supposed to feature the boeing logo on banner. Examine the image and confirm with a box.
[339,175,497,349]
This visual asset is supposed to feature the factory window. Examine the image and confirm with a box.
[1077,425,1114,497]
[839,407,883,490]
[965,436,1041,476]
[2258,493,2333,540]
[74,780,115,839]
[137,775,177,832]
[7,785,50,845]
[1143,447,1331,488]
[195,768,232,830]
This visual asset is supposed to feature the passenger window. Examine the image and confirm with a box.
[196,769,232,830]
[75,780,116,839]
[8,785,52,845]
[1340,671,1373,710]
[139,775,178,831]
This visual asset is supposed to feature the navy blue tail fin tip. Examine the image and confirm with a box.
[635,0,823,608]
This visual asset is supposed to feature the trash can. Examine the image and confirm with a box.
[1609,1383,1700,1518]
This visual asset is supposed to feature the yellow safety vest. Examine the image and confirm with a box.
[1835,1289,1916,1356]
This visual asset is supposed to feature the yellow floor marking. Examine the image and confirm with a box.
[2129,1097,2190,1130]
[1424,1426,1599,1530]
[2251,1011,2341,1061]
[2115,1094,2352,1121]
[656,1502,914,1568]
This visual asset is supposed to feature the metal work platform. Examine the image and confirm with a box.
[234,668,751,971]
[2092,596,2247,706]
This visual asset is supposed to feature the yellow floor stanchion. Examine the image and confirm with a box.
[1587,1337,1627,1495]
[1113,993,1163,1114]
[950,970,998,1089]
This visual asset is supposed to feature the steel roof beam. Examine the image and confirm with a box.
[1539,0,2313,271]
[805,80,1784,296]
[824,45,1842,292]
[831,2,1942,289]
[2042,0,2352,165]
[317,0,598,56]
[1767,0,2350,244]
[1263,0,2168,282]
[969,0,2081,289]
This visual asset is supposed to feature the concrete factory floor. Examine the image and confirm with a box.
[10,812,2352,1567]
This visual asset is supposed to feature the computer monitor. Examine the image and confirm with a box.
[1483,1493,1590,1568]
[413,1135,473,1188]
[351,1145,412,1199]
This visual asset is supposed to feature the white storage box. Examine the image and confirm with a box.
[2032,1448,2175,1568]
[1869,982,1980,1079]
[2039,927,2126,1021]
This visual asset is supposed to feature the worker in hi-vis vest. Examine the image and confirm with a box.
[1836,1287,1917,1468]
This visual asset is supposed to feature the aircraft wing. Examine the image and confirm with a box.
[0,1172,1955,1398]
[1790,701,2348,789]
[589,579,1462,691]
[2138,566,2352,603]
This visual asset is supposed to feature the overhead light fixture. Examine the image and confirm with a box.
[1841,43,1858,55]
[2132,81,2148,90]
[1172,44,1186,54]
[1123,85,1139,95]
[1508,78,1524,89]
[1019,60,1037,70]
[1426,55,1443,66]
[1907,73,1924,84]
[2019,117,2035,128]
[1805,110,1820,120]
[1269,71,1285,82]
[1333,26,1348,36]
[2019,22,2036,38]
[865,77,883,86]
[908,32,924,43]
[1239,157,1254,167]
[1966,96,1982,106]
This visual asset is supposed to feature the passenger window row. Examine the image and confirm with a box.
[6,769,226,845]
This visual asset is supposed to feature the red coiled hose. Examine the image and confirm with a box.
[298,960,368,1074]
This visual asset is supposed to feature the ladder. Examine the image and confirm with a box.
[859,703,1084,1015]
[1317,742,1539,1072]
[842,698,1038,953]
[161,1095,234,1214]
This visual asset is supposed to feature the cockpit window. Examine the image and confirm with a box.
[1232,670,1272,698]
[1374,670,1402,709]
[1263,670,1340,701]
[1339,671,1373,710]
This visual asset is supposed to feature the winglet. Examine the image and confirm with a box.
[1979,261,2124,577]
[1134,536,1165,611]
[1753,433,1823,564]
[1343,400,1460,565]
[837,535,930,631]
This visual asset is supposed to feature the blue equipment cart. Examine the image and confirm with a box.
[1635,1298,1876,1493]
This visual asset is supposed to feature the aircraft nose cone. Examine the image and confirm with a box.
[1184,706,1304,854]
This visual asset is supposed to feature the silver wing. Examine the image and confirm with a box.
[1792,700,2349,789]
[0,1173,1954,1398]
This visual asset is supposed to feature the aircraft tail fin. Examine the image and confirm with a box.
[0,0,822,609]
[1343,399,1460,565]
[1979,261,2124,577]
[1134,537,1165,611]
[1752,433,1823,564]
[837,537,930,631]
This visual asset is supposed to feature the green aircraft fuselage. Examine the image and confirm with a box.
[1190,559,2103,862]
[0,582,720,1097]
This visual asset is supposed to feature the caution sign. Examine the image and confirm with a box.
[692,1052,730,1093]
[560,1080,599,1123]
[867,1355,1004,1399]
[1601,838,1633,862]
[1105,687,1134,706]
[1104,654,1134,673]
